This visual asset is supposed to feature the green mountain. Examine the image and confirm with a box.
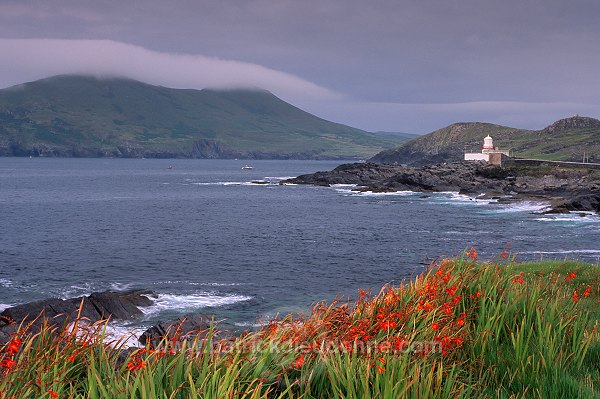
[0,75,406,159]
[374,131,420,141]
[370,116,600,165]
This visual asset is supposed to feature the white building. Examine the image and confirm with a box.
[464,135,510,163]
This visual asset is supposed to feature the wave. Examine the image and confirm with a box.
[57,282,135,300]
[263,176,296,180]
[234,321,263,328]
[0,278,13,288]
[433,192,496,206]
[0,303,13,312]
[191,181,277,187]
[149,281,246,287]
[534,212,600,223]
[141,293,252,318]
[489,201,550,213]
[353,190,416,196]
[333,185,416,197]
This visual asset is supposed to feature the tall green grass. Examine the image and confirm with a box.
[1,256,598,398]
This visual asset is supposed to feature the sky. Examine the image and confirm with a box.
[0,0,599,133]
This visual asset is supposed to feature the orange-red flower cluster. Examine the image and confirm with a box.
[466,247,478,260]
[126,357,146,372]
[1,336,22,373]
[512,272,525,285]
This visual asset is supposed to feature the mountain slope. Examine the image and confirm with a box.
[0,75,405,159]
[370,116,600,165]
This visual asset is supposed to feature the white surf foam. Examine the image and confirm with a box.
[440,192,496,205]
[353,190,415,196]
[234,321,262,328]
[0,278,13,288]
[534,212,600,223]
[333,185,415,197]
[141,293,252,317]
[67,320,146,348]
[0,303,13,312]
[191,181,244,186]
[490,201,550,213]
[149,280,245,287]
[192,181,276,187]
[263,176,295,180]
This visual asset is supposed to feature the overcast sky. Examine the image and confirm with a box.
[0,0,599,133]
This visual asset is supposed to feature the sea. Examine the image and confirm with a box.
[1,158,599,337]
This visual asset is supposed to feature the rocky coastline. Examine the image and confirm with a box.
[283,161,600,215]
[0,290,213,346]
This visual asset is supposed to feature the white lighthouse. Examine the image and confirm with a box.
[464,136,510,163]
[482,135,494,151]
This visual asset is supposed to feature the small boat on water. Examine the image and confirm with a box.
[241,165,253,170]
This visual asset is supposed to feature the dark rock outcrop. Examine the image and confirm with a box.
[283,162,600,214]
[0,289,155,344]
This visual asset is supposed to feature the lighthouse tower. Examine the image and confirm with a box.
[464,135,510,164]
[482,135,495,152]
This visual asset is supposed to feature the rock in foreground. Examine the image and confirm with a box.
[0,289,155,344]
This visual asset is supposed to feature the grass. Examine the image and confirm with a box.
[1,253,599,398]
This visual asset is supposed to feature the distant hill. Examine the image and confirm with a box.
[0,75,406,159]
[373,131,420,141]
[370,116,600,165]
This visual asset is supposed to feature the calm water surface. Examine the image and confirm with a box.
[1,158,599,329]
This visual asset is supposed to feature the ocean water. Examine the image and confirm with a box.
[1,158,599,331]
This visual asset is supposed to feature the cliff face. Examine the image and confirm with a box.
[370,116,600,165]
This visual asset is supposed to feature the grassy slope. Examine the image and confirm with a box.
[370,117,600,165]
[0,75,405,159]
[1,256,598,398]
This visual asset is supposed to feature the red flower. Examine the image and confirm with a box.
[466,247,478,260]
[445,285,458,296]
[500,251,508,259]
[377,366,385,374]
[583,286,592,298]
[418,300,434,312]
[378,320,397,330]
[565,272,577,283]
[573,290,579,303]
[127,357,146,372]
[48,390,58,398]
[443,303,453,315]
[294,354,305,368]
[0,358,16,370]
[432,323,439,331]
[7,337,22,356]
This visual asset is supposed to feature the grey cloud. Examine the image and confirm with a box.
[0,0,599,132]
[0,39,341,101]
